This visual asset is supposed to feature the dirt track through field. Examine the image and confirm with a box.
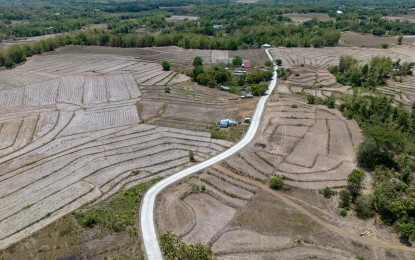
[215,165,415,254]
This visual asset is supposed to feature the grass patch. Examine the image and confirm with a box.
[76,177,161,232]
[211,124,248,142]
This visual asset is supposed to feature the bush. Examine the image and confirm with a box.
[193,56,203,67]
[339,189,351,209]
[320,187,336,199]
[275,59,282,66]
[164,86,171,93]
[355,195,375,219]
[161,61,170,71]
[340,209,348,217]
[232,56,242,67]
[4,59,15,69]
[189,150,196,162]
[269,176,284,190]
[381,43,389,49]
[307,95,316,104]
[347,169,365,200]
[325,96,335,108]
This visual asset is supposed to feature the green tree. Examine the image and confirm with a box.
[307,95,316,104]
[269,176,284,190]
[189,150,196,162]
[339,189,351,209]
[193,56,203,67]
[397,35,403,45]
[161,61,170,71]
[325,96,336,108]
[347,169,366,200]
[4,59,15,69]
[355,195,375,219]
[232,56,242,67]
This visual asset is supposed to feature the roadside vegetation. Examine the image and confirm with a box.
[0,178,161,259]
[160,231,212,260]
[327,93,415,241]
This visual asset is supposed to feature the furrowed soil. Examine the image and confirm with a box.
[0,45,256,256]
[270,45,415,107]
[156,60,415,258]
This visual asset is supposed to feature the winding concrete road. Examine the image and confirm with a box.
[140,49,277,260]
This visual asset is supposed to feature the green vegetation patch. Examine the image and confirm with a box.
[76,177,161,232]
[211,124,248,142]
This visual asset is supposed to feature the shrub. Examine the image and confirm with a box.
[381,43,389,49]
[320,187,336,199]
[307,95,315,104]
[189,150,196,162]
[232,56,242,67]
[164,86,171,93]
[340,209,348,217]
[355,195,375,219]
[275,58,282,66]
[4,59,15,69]
[339,189,351,209]
[347,169,366,200]
[291,104,298,108]
[161,61,170,71]
[325,96,335,108]
[193,56,203,67]
[269,176,284,190]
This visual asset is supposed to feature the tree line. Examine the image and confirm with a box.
[337,94,415,241]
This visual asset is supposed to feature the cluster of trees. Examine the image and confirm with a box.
[338,94,415,240]
[0,35,70,68]
[160,231,212,260]
[328,55,414,90]
[188,56,272,95]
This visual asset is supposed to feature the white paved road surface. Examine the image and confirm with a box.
[140,49,277,259]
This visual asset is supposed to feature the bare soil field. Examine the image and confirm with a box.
[270,46,415,106]
[284,13,334,23]
[165,15,199,22]
[0,45,256,253]
[383,15,415,23]
[156,81,415,259]
[340,31,415,48]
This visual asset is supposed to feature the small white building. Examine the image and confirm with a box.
[336,10,344,14]
[213,24,223,29]
[261,43,271,49]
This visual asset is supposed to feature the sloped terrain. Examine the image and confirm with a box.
[0,46,255,250]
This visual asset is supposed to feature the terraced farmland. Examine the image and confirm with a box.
[270,46,415,106]
[156,75,415,259]
[0,46,253,250]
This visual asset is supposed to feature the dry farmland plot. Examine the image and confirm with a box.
[283,13,334,23]
[156,80,415,259]
[0,46,253,251]
[270,46,415,106]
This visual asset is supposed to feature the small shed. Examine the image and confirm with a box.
[336,10,344,14]
[218,119,238,128]
[242,60,251,68]
[213,24,223,29]
[261,44,271,49]
[233,70,246,77]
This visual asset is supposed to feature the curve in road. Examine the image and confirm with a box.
[140,48,277,260]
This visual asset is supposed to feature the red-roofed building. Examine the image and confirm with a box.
[242,59,251,68]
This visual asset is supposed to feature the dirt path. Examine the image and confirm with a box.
[214,164,415,254]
